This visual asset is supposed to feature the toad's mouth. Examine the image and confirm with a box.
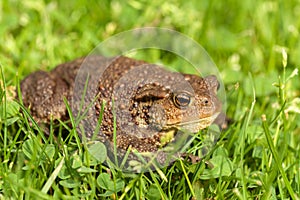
[164,112,221,131]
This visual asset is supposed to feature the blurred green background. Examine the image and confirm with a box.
[1,0,300,78]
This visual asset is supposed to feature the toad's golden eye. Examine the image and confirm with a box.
[173,93,191,108]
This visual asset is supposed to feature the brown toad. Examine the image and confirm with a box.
[21,56,222,155]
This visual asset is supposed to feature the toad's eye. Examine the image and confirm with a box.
[173,93,191,108]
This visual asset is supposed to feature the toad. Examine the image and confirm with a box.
[20,56,222,164]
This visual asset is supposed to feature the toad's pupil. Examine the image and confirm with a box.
[174,93,191,107]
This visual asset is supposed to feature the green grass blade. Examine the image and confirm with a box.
[41,157,65,193]
[262,115,299,200]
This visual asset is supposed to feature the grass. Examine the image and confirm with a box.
[1,0,300,199]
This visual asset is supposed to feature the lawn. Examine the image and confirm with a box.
[1,0,300,199]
